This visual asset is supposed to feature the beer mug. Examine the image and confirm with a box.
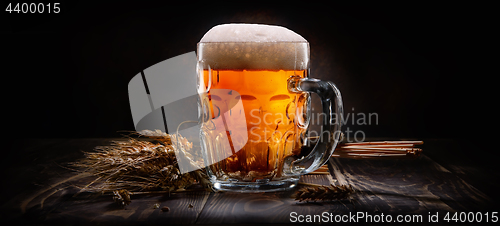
[197,24,344,192]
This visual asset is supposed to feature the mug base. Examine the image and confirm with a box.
[211,177,299,193]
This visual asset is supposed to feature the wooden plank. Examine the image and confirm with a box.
[197,153,494,224]
[5,139,116,216]
[422,139,500,205]
[329,155,493,215]
[29,188,210,225]
[196,175,354,224]
[4,139,497,225]
[6,138,211,225]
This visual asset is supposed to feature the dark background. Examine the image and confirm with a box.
[2,0,499,216]
[3,2,494,140]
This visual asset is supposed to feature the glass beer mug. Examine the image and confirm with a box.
[197,24,344,192]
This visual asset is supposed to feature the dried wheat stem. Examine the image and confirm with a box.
[338,146,419,152]
[307,172,330,175]
[298,182,326,187]
[339,144,415,148]
[342,141,424,146]
[331,140,423,159]
[108,188,206,196]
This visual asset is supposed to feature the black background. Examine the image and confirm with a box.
[2,0,499,216]
[2,2,494,141]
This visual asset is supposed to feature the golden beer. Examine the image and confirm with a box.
[197,24,343,192]
[201,69,309,181]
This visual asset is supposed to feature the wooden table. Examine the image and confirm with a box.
[1,138,498,225]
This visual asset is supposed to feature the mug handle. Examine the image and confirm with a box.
[285,77,344,175]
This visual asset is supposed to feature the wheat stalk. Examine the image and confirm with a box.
[66,130,211,207]
[332,140,423,159]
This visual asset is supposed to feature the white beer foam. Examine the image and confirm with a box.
[198,24,309,70]
[200,24,306,43]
